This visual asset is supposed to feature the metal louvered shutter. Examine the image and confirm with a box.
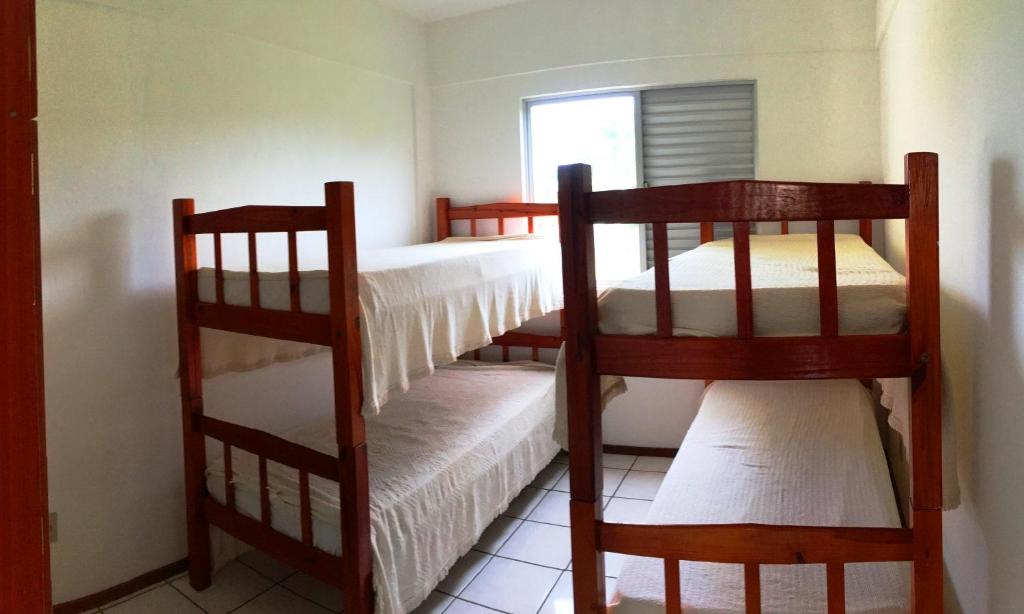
[641,83,756,266]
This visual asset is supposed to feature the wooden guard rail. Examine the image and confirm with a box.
[558,153,942,613]
[200,414,345,585]
[436,199,558,240]
[602,522,914,613]
[589,179,918,381]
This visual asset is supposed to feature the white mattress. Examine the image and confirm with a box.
[197,236,563,414]
[612,380,909,614]
[599,233,906,337]
[206,361,560,613]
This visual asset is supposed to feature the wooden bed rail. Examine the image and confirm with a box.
[588,180,908,224]
[559,153,942,613]
[436,198,558,239]
[598,522,914,564]
[599,522,913,614]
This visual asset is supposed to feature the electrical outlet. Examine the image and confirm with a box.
[49,512,57,543]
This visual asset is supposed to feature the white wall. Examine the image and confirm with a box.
[37,0,431,602]
[877,0,1024,611]
[427,0,883,446]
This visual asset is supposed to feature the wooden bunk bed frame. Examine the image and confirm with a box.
[173,185,559,613]
[559,152,941,613]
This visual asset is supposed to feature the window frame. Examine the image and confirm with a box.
[521,80,758,272]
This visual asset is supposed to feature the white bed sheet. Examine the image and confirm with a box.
[600,233,906,337]
[206,361,560,614]
[197,236,563,414]
[612,379,909,614]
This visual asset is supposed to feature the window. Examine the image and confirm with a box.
[524,82,756,278]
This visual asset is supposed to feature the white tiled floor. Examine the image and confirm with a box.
[94,454,670,613]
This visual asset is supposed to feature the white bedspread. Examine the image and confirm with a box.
[600,233,906,337]
[612,380,909,614]
[207,361,559,613]
[197,236,563,414]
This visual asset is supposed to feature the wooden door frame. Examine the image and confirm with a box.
[1,0,52,612]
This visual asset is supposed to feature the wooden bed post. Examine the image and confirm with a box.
[324,182,373,614]
[558,164,607,612]
[904,152,942,613]
[436,197,451,241]
[173,198,213,590]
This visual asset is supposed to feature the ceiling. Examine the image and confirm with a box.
[379,0,530,23]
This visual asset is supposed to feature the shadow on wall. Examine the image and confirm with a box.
[976,158,1024,609]
[939,158,1024,613]
[43,212,186,587]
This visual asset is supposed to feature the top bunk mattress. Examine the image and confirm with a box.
[612,379,909,614]
[207,360,560,613]
[599,233,906,337]
[197,236,563,414]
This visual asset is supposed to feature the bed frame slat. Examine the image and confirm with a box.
[745,563,761,613]
[288,230,300,312]
[247,232,260,309]
[652,222,672,337]
[470,218,477,237]
[700,222,714,244]
[497,217,505,235]
[299,471,313,546]
[528,216,535,234]
[817,220,839,337]
[664,559,681,614]
[732,221,754,338]
[223,442,234,510]
[258,456,270,525]
[827,563,846,614]
[213,233,225,304]
[780,221,789,235]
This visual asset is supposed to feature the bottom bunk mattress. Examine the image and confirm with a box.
[612,380,909,614]
[206,360,559,613]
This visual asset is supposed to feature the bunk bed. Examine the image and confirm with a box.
[173,185,562,613]
[557,153,941,613]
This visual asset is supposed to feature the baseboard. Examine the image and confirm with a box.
[53,558,188,614]
[603,444,677,458]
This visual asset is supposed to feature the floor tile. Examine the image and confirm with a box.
[602,468,628,496]
[103,584,203,613]
[233,586,331,613]
[603,497,652,524]
[527,490,570,526]
[444,598,501,613]
[437,550,491,596]
[237,548,296,582]
[554,467,628,496]
[538,571,616,613]
[282,573,343,612]
[473,515,522,554]
[614,471,665,500]
[411,591,454,613]
[497,520,572,569]
[504,486,546,519]
[460,556,561,614]
[632,456,673,472]
[530,462,568,489]
[602,453,637,469]
[171,561,273,613]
